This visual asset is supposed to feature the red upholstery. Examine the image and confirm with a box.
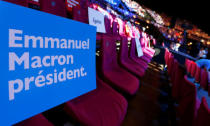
[101,35,139,95]
[3,0,28,7]
[209,84,210,96]
[200,69,208,90]
[172,63,185,101]
[119,37,145,77]
[104,17,112,34]
[171,59,178,84]
[185,59,192,74]
[196,97,210,126]
[195,65,201,83]
[72,6,88,23]
[64,77,128,126]
[168,54,174,76]
[178,75,199,126]
[129,38,149,70]
[14,114,53,126]
[40,0,67,17]
[112,21,118,35]
[164,48,169,65]
[190,61,197,78]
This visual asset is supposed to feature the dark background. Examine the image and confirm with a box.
[138,0,209,34]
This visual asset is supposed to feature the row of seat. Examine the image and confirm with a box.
[164,48,210,126]
[6,0,156,125]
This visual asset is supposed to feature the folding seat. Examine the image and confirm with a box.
[196,97,210,126]
[129,38,149,68]
[195,65,201,83]
[171,59,178,84]
[172,63,185,101]
[200,69,208,90]
[178,75,201,126]
[72,6,88,23]
[140,38,154,58]
[112,21,118,35]
[190,61,197,78]
[164,48,169,65]
[167,54,174,76]
[104,17,112,34]
[100,35,139,95]
[14,114,53,126]
[119,36,146,77]
[39,0,67,17]
[185,59,192,75]
[64,77,128,126]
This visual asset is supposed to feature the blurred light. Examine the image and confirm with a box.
[201,39,205,43]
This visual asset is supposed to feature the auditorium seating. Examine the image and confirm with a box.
[14,114,53,126]
[40,0,67,17]
[64,77,128,126]
[100,35,139,95]
[178,75,200,126]
[196,97,210,126]
[118,36,146,77]
[200,69,208,90]
[130,38,151,64]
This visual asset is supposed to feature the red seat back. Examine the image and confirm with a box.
[101,35,118,71]
[178,75,197,126]
[40,0,67,17]
[200,69,208,90]
[112,21,118,35]
[72,6,88,23]
[195,65,201,83]
[119,37,129,62]
[190,61,197,77]
[185,59,192,74]
[172,64,185,101]
[196,97,210,126]
[171,59,178,84]
[104,17,112,34]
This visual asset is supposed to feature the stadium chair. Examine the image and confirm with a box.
[100,35,139,95]
[200,69,208,90]
[64,77,128,126]
[130,38,151,64]
[178,75,201,126]
[196,97,210,126]
[119,36,146,77]
[40,0,67,17]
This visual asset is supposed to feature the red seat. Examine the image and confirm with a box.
[119,37,146,77]
[185,59,192,75]
[14,114,53,126]
[172,63,185,101]
[190,61,197,78]
[164,48,169,65]
[195,65,201,83]
[72,6,88,23]
[112,21,118,35]
[178,75,200,126]
[64,77,128,126]
[171,59,178,84]
[196,97,210,126]
[167,54,174,76]
[129,38,150,66]
[129,38,148,69]
[40,0,67,17]
[200,69,208,90]
[104,17,112,34]
[101,35,139,95]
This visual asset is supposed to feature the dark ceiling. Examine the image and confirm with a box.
[138,0,209,34]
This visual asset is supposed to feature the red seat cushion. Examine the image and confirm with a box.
[196,97,210,126]
[64,77,128,126]
[3,0,28,7]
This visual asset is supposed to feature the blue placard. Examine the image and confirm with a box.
[0,1,96,125]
